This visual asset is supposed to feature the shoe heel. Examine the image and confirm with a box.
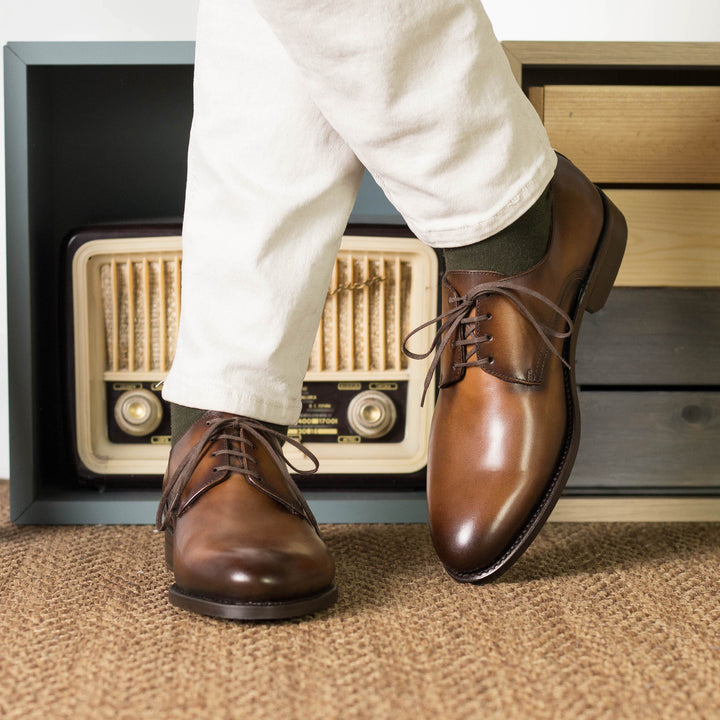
[164,530,174,571]
[586,191,628,314]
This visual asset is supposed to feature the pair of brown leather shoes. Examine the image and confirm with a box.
[157,155,626,618]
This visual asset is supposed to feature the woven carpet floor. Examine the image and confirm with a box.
[0,481,718,720]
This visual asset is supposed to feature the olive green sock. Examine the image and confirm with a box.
[170,404,206,445]
[170,403,288,446]
[443,184,552,276]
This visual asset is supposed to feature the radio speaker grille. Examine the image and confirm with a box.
[311,251,412,373]
[96,248,413,378]
[99,255,181,375]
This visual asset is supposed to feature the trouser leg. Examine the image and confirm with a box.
[162,0,365,424]
[251,0,556,247]
[165,0,556,424]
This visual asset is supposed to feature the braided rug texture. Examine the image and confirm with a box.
[0,480,718,720]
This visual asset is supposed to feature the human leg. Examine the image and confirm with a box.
[248,0,626,582]
[158,0,365,619]
[162,0,365,426]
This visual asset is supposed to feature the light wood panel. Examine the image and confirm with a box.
[550,497,720,522]
[503,41,720,69]
[604,189,720,287]
[527,86,544,119]
[542,85,720,184]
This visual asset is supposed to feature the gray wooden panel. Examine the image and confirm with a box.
[7,41,195,66]
[575,288,720,386]
[4,46,38,520]
[569,390,720,490]
[11,490,429,525]
[351,171,404,224]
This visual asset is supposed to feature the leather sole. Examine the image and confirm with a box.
[446,188,628,585]
[168,583,338,621]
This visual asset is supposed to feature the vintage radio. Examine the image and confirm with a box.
[66,224,438,487]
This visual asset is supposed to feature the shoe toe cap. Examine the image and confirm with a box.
[173,523,335,603]
[430,510,512,577]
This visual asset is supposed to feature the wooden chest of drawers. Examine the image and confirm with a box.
[503,42,720,519]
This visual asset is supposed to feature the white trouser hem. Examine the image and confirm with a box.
[162,377,303,427]
[402,151,558,248]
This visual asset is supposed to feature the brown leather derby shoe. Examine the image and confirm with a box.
[157,411,337,619]
[405,155,627,583]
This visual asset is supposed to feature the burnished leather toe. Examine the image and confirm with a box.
[170,480,335,603]
[428,464,559,577]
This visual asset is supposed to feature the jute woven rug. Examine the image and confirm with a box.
[0,480,718,720]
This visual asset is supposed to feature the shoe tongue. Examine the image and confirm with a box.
[241,433,319,529]
[176,412,316,526]
[441,269,548,386]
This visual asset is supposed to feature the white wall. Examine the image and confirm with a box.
[484,1,719,42]
[1,0,718,479]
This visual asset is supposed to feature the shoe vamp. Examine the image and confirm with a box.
[427,366,568,570]
[173,477,334,601]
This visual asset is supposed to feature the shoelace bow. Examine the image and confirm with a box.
[156,415,319,531]
[402,279,574,406]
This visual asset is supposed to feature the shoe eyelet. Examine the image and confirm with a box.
[488,357,495,365]
[487,334,493,342]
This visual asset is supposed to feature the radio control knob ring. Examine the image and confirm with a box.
[114,388,164,437]
[347,390,397,440]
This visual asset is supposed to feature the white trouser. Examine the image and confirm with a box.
[162,0,556,425]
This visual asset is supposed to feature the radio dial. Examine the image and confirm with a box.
[114,389,163,437]
[347,390,397,439]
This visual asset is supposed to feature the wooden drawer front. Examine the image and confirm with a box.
[540,85,720,184]
[568,390,720,491]
[575,288,720,386]
[605,189,720,287]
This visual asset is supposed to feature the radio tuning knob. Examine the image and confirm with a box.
[114,388,163,437]
[347,390,397,439]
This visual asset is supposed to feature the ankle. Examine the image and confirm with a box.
[170,403,206,445]
[170,403,288,445]
[443,184,552,276]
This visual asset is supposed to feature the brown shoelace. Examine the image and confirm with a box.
[403,279,574,406]
[156,415,319,531]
